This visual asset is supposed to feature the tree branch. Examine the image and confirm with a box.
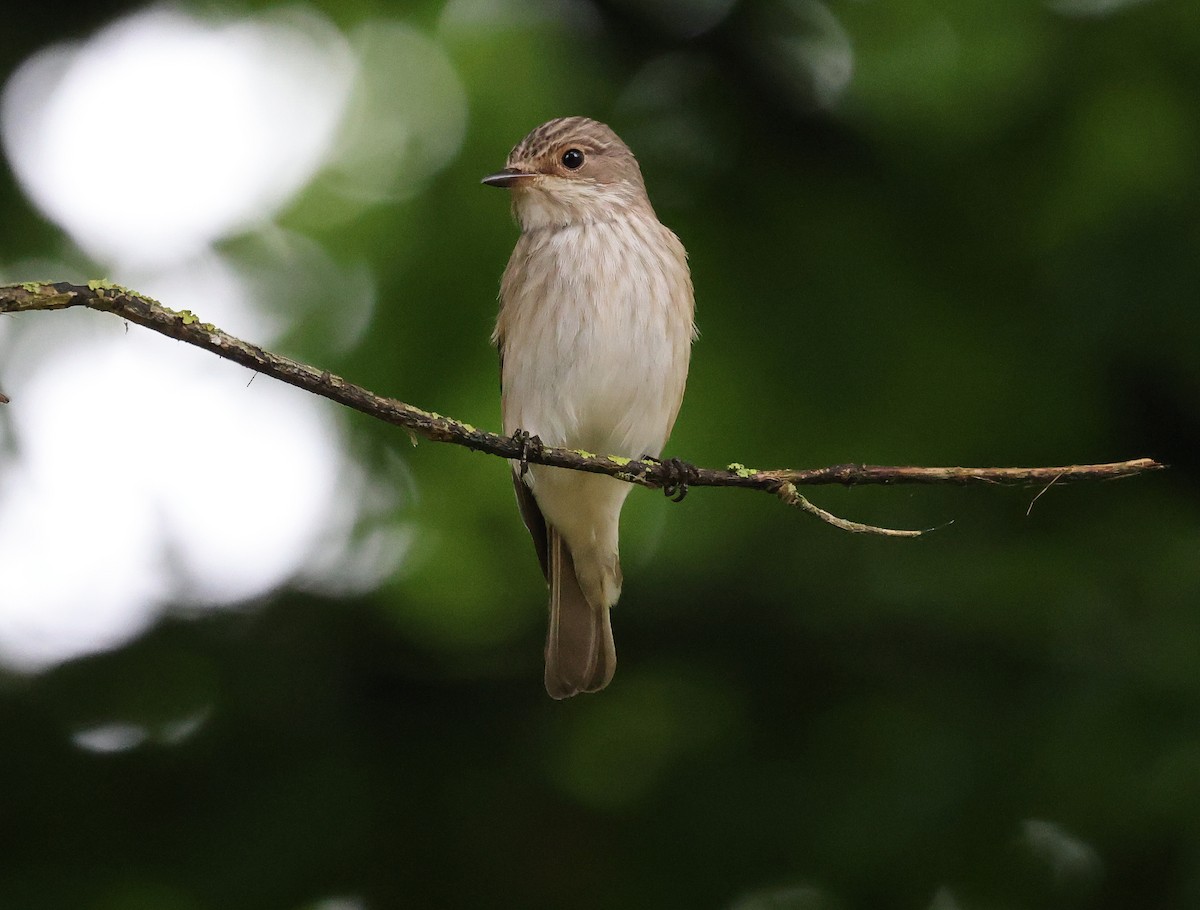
[0,282,1165,537]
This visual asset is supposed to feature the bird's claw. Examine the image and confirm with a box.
[511,428,543,479]
[657,456,699,503]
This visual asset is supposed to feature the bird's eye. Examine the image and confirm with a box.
[561,148,585,170]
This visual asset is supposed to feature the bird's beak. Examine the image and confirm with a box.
[481,167,537,189]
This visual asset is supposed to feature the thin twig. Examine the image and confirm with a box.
[1026,471,1066,517]
[0,282,1167,538]
[775,482,925,537]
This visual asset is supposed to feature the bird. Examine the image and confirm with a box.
[483,116,696,699]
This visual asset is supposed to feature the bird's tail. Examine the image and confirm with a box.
[545,528,616,699]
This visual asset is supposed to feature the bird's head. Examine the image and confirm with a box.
[482,116,651,230]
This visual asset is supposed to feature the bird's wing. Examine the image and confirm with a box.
[511,469,550,581]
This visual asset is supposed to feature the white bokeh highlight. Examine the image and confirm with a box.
[0,302,355,670]
[0,7,465,672]
[1,7,357,268]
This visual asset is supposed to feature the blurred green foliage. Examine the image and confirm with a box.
[3,0,1200,907]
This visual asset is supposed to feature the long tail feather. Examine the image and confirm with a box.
[545,529,616,699]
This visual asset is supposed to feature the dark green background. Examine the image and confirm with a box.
[3,1,1199,907]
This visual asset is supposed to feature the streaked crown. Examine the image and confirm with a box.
[508,117,641,186]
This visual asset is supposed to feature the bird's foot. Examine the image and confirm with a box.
[645,455,699,503]
[510,428,543,479]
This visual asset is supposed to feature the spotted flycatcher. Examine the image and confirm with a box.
[483,117,696,699]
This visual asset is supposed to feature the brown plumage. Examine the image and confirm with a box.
[484,117,695,698]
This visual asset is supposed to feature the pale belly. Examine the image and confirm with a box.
[498,216,693,459]
[502,318,673,457]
